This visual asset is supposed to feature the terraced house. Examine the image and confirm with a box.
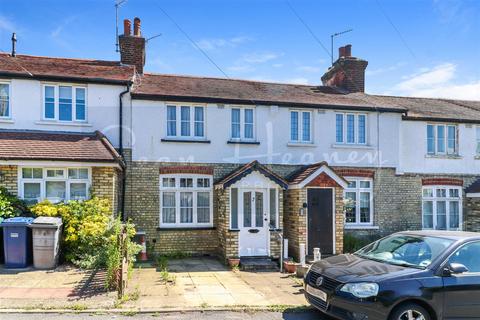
[1,18,479,263]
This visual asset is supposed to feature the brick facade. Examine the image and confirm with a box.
[465,197,480,232]
[0,165,18,195]
[91,166,121,214]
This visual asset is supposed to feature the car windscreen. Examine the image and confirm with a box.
[355,234,454,268]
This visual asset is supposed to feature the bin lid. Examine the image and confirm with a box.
[0,217,34,226]
[30,217,63,228]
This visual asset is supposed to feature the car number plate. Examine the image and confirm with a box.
[306,285,327,301]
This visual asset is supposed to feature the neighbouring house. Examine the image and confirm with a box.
[1,17,480,264]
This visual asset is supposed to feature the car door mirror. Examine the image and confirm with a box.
[446,263,469,275]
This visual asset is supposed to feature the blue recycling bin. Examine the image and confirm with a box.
[1,217,34,268]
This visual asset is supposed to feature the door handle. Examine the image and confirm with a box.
[248,229,259,233]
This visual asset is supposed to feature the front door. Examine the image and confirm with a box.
[307,188,334,255]
[239,189,269,256]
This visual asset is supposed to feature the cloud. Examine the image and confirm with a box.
[366,61,407,76]
[197,36,251,51]
[0,15,15,33]
[242,52,279,64]
[296,65,322,73]
[387,63,480,100]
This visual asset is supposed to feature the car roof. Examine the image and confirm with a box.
[396,230,480,241]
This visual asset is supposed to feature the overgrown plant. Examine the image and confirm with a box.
[0,187,28,219]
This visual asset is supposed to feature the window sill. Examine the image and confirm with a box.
[425,154,462,160]
[227,140,260,145]
[0,118,14,124]
[157,226,216,231]
[344,225,379,230]
[287,142,316,147]
[228,229,240,232]
[161,138,211,144]
[331,144,374,150]
[35,120,92,127]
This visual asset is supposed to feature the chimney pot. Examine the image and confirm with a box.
[123,19,131,36]
[133,17,141,36]
[338,46,346,58]
[345,44,352,57]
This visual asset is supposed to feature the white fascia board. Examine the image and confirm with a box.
[0,160,121,169]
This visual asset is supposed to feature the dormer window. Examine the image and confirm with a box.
[0,82,10,118]
[43,85,87,122]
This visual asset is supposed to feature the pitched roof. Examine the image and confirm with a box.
[131,73,480,122]
[0,130,122,164]
[287,162,349,188]
[215,160,288,189]
[0,53,134,84]
[131,73,406,112]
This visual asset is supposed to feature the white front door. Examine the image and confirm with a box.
[239,189,269,256]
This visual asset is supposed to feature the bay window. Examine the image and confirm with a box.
[344,177,373,226]
[0,82,10,118]
[160,175,213,227]
[335,113,367,145]
[422,186,462,230]
[43,85,87,122]
[166,104,205,139]
[290,110,312,143]
[19,167,90,204]
[230,107,255,141]
[426,123,457,155]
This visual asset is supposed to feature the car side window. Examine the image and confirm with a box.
[448,241,480,273]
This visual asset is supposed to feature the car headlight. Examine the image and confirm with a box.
[340,282,379,298]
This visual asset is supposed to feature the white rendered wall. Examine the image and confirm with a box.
[130,99,401,168]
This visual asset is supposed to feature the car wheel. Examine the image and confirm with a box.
[389,303,431,320]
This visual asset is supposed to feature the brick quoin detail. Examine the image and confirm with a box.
[335,168,375,178]
[306,172,340,188]
[159,166,214,175]
[422,178,464,186]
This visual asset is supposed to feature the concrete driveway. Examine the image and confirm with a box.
[124,257,307,311]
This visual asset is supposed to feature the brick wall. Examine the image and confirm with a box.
[0,165,18,195]
[284,188,307,260]
[465,197,480,231]
[91,167,121,214]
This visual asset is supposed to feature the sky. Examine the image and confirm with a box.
[0,0,479,100]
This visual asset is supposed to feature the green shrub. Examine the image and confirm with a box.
[31,198,112,268]
[0,187,28,219]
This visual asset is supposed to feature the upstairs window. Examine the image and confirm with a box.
[231,107,255,141]
[166,105,205,139]
[43,85,87,122]
[290,110,312,143]
[0,83,10,118]
[336,113,367,145]
[422,186,462,230]
[427,124,457,155]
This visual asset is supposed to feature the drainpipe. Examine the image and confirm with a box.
[119,83,131,221]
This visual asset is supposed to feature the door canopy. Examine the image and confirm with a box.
[288,162,349,189]
[214,160,288,190]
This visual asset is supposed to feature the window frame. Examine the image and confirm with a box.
[0,81,11,119]
[159,174,213,228]
[344,177,374,227]
[426,123,458,156]
[18,167,91,204]
[290,109,313,144]
[230,106,256,141]
[165,104,207,140]
[422,185,463,231]
[335,112,368,145]
[42,84,88,122]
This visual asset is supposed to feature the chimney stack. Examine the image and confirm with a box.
[321,44,368,93]
[119,17,146,74]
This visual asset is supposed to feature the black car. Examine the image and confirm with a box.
[304,231,480,320]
